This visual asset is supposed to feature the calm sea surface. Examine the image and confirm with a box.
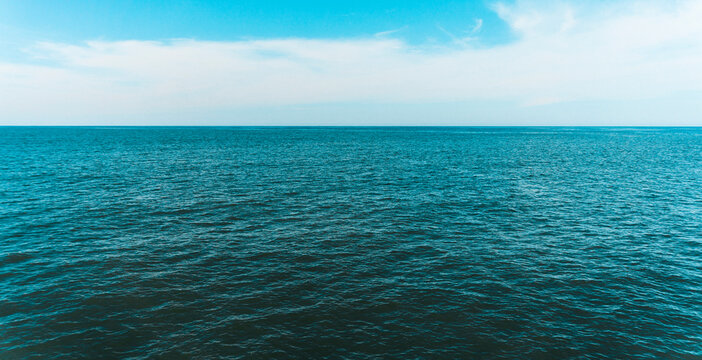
[0,127,700,359]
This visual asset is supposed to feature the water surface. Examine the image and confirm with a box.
[1,127,700,359]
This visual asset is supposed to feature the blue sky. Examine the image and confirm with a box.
[1,0,701,125]
[0,1,511,44]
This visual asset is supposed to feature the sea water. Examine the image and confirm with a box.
[0,127,700,358]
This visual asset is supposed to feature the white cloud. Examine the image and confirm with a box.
[471,19,483,34]
[374,26,408,38]
[1,0,702,124]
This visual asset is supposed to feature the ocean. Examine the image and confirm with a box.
[0,127,700,359]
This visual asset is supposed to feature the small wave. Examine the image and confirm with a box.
[1,252,34,265]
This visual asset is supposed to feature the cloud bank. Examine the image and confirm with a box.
[2,0,702,125]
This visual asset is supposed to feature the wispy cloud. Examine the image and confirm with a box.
[374,26,408,38]
[435,24,472,46]
[471,19,483,34]
[1,0,702,124]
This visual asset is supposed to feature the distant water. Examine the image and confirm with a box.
[1,127,700,359]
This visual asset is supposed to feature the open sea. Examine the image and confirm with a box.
[0,127,700,359]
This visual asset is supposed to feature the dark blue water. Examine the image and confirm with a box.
[1,127,700,359]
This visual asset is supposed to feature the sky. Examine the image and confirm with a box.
[0,0,701,126]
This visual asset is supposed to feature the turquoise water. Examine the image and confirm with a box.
[1,127,700,359]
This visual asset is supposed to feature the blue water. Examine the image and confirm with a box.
[1,127,700,359]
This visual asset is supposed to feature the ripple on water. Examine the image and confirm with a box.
[0,127,701,359]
